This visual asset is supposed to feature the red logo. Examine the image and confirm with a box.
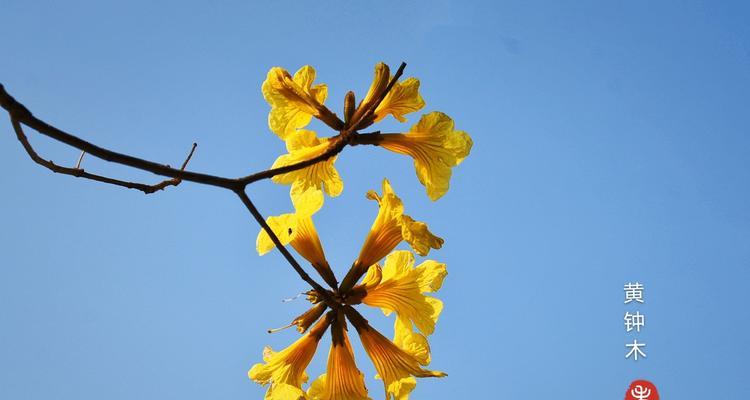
[625,380,659,400]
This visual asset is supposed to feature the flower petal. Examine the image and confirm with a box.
[415,260,447,293]
[400,216,443,257]
[256,213,297,256]
[394,316,431,366]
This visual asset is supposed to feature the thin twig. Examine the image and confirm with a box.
[75,151,86,169]
[180,143,198,170]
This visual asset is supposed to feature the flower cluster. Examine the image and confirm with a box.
[249,63,472,399]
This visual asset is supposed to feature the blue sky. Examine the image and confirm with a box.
[1,1,749,398]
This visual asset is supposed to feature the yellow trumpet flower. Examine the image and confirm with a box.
[357,179,443,271]
[378,112,472,201]
[248,314,331,400]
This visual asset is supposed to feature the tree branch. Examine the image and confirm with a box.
[1,84,242,190]
[10,117,197,194]
[0,84,352,191]
[350,131,387,146]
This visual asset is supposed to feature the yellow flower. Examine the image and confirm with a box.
[357,179,443,270]
[373,77,425,123]
[346,307,446,400]
[271,130,344,206]
[307,312,370,400]
[256,187,337,288]
[248,314,331,400]
[262,65,328,140]
[379,111,472,201]
[360,250,447,336]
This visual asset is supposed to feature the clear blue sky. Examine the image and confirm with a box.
[1,1,749,398]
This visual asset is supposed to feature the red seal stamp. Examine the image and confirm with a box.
[625,380,659,400]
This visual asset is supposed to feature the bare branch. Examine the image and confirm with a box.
[75,151,86,169]
[0,84,242,190]
[179,142,198,170]
[10,117,196,194]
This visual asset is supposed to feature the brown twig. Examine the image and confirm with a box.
[75,151,86,169]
